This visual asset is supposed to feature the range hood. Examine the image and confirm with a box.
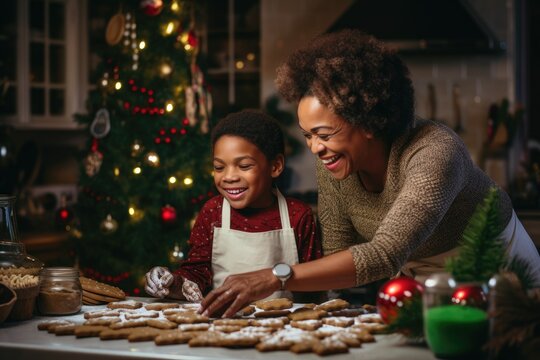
[327,0,506,54]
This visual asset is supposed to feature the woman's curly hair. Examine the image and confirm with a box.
[211,109,285,161]
[276,29,414,140]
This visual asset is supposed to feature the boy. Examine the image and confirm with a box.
[145,110,322,302]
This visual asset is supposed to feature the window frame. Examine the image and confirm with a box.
[2,0,87,129]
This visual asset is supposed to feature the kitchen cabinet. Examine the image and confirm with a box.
[203,0,260,118]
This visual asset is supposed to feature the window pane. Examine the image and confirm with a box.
[49,89,64,115]
[50,45,66,83]
[31,87,45,115]
[0,1,17,81]
[0,86,17,115]
[29,0,45,39]
[49,2,65,40]
[30,42,45,83]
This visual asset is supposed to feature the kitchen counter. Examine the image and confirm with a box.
[0,298,437,360]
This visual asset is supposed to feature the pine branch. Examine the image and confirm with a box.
[446,187,506,282]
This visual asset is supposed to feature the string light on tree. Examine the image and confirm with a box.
[131,140,144,157]
[128,205,144,222]
[182,175,194,188]
[145,152,160,167]
[133,165,142,175]
[169,244,184,262]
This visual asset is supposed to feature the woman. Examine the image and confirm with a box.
[199,29,540,318]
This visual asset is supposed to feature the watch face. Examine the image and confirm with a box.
[273,263,291,278]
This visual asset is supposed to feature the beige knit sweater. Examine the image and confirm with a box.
[316,119,513,286]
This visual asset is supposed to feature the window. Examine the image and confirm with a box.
[0,0,85,129]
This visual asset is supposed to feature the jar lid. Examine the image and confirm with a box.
[40,267,79,277]
[0,195,16,205]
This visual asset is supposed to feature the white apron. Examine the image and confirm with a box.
[401,211,540,284]
[211,189,299,299]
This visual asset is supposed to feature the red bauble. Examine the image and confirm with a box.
[161,205,177,224]
[140,0,163,16]
[451,284,488,309]
[376,277,424,324]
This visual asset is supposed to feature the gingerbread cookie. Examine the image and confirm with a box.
[290,319,322,331]
[213,318,250,327]
[37,320,74,331]
[211,325,242,333]
[53,324,77,336]
[83,290,121,304]
[172,313,209,324]
[79,277,125,300]
[125,311,159,320]
[99,328,134,340]
[188,331,224,347]
[329,308,367,317]
[144,302,179,311]
[146,319,178,330]
[357,313,384,324]
[109,319,148,329]
[347,327,375,342]
[127,327,161,342]
[74,325,108,338]
[82,296,102,305]
[106,299,143,309]
[220,332,260,348]
[315,298,350,312]
[330,332,361,347]
[83,316,122,326]
[178,323,210,332]
[250,318,286,329]
[312,337,349,355]
[322,316,354,328]
[254,309,290,318]
[236,305,256,316]
[254,298,293,311]
[84,309,121,319]
[288,308,327,321]
[290,340,318,354]
[362,304,378,313]
[155,331,201,345]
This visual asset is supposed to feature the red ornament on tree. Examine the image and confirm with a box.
[160,205,177,225]
[451,284,488,310]
[376,277,424,324]
[140,0,163,16]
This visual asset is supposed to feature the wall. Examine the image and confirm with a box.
[261,0,516,193]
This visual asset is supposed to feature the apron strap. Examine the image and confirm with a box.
[221,198,231,230]
[275,188,292,229]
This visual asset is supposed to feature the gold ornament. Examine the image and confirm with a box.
[100,214,119,234]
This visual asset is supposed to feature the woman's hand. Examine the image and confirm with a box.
[199,268,280,318]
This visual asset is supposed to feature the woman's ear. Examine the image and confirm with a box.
[271,154,285,178]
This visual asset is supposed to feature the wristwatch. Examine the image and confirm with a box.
[272,263,292,290]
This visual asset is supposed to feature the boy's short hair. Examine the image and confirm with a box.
[211,110,285,161]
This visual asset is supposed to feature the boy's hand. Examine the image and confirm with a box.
[181,278,203,303]
[145,266,174,298]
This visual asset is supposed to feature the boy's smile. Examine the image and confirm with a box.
[213,135,284,209]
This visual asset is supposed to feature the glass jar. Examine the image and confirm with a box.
[1,195,19,242]
[423,273,489,358]
[38,267,82,315]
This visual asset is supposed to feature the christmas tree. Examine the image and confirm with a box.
[74,0,214,294]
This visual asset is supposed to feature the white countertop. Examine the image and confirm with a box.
[0,298,437,360]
